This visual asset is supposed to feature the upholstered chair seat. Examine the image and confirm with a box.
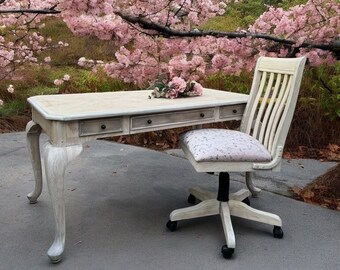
[180,129,272,163]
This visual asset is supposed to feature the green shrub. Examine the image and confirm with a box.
[0,100,27,117]
[204,72,252,94]
[300,63,340,120]
[277,0,309,9]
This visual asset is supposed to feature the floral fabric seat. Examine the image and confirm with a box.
[180,129,272,163]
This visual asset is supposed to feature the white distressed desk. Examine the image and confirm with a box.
[26,89,248,263]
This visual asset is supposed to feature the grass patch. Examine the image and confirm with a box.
[0,100,27,117]
[204,72,253,94]
[0,65,134,116]
[278,0,309,9]
[39,17,117,66]
[202,0,309,31]
[201,16,241,32]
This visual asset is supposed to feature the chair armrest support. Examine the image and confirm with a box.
[252,146,283,170]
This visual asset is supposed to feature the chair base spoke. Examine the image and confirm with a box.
[229,200,282,226]
[170,199,219,221]
[188,187,216,201]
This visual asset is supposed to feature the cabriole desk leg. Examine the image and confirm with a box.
[43,142,83,263]
[26,121,42,204]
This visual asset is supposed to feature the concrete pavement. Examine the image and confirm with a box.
[0,132,339,270]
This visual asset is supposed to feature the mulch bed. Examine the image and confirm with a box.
[291,164,340,211]
[0,116,31,133]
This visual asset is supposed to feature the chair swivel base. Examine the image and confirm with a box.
[187,188,251,206]
[167,196,283,259]
[167,187,283,259]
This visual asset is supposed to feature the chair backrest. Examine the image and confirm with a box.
[240,57,306,157]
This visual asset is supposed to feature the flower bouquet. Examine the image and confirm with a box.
[148,76,203,99]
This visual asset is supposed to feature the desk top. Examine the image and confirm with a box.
[28,89,248,121]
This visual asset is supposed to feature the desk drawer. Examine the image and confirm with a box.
[219,104,245,119]
[79,117,123,137]
[131,108,215,131]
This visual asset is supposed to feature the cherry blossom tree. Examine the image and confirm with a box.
[60,0,339,86]
[0,0,339,87]
[0,0,64,80]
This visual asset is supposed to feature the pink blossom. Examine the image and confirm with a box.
[219,2,227,9]
[44,56,51,63]
[78,57,88,67]
[0,99,3,106]
[54,79,64,86]
[169,77,187,93]
[7,84,14,93]
[191,81,203,96]
[165,89,179,99]
[0,0,337,86]
[63,74,70,81]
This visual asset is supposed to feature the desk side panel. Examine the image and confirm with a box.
[32,109,80,146]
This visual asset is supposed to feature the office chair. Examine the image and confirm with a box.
[166,56,307,259]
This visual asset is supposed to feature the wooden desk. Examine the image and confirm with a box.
[26,89,248,263]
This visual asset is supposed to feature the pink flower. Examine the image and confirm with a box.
[0,99,3,106]
[191,81,203,96]
[63,74,70,81]
[7,84,14,93]
[54,79,64,86]
[165,89,179,99]
[78,57,86,67]
[44,56,51,63]
[169,76,187,93]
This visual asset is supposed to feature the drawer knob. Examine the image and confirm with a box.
[200,113,205,118]
[147,119,152,124]
[101,124,106,130]
[232,109,238,114]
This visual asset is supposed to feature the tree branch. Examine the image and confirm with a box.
[0,5,337,55]
[116,11,339,54]
[0,9,60,14]
[0,0,60,14]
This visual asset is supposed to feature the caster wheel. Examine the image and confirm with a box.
[273,226,284,238]
[221,245,234,259]
[166,220,178,232]
[242,197,250,206]
[188,194,196,204]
